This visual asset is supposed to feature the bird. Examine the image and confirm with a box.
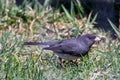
[24,34,101,66]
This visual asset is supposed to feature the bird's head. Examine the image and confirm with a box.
[78,34,101,46]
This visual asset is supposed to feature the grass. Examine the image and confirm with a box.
[0,0,120,80]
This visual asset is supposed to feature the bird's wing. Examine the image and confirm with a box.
[44,39,88,56]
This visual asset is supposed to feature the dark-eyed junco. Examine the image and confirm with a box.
[24,34,101,66]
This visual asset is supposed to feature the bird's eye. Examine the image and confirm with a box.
[88,37,92,40]
[88,36,95,40]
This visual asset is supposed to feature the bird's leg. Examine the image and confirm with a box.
[59,57,65,67]
[69,60,78,66]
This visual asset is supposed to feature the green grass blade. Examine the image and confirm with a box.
[75,0,84,18]
[70,1,75,18]
[91,13,98,24]
[108,19,120,38]
[62,5,73,21]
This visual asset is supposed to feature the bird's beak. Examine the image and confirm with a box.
[94,37,101,42]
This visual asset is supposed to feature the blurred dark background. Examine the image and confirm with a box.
[16,0,120,36]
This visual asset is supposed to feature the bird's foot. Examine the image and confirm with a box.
[59,58,65,68]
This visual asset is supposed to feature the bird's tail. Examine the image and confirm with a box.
[24,42,42,45]
[23,40,61,48]
[23,42,51,48]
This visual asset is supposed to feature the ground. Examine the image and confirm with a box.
[0,0,120,80]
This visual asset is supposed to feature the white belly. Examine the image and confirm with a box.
[56,53,79,60]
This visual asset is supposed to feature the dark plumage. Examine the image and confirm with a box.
[24,34,101,60]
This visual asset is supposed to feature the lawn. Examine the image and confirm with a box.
[0,0,120,80]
